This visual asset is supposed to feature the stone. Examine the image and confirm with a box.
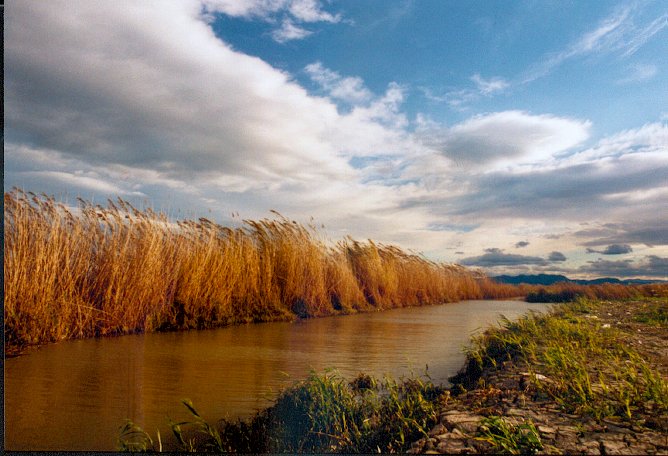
[450,428,466,438]
[437,439,465,453]
[442,413,484,433]
[505,407,525,416]
[576,440,601,455]
[428,423,447,437]
[601,440,630,455]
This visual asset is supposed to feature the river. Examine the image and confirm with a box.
[4,299,549,451]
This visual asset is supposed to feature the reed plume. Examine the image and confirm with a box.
[5,189,520,352]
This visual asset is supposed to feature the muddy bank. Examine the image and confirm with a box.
[410,298,668,455]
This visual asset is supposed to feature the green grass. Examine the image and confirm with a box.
[633,300,668,327]
[457,298,668,422]
[476,416,543,455]
[119,298,668,452]
[119,370,446,453]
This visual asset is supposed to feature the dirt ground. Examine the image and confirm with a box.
[410,299,668,455]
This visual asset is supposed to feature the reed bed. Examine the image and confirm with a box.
[4,189,515,353]
[524,282,668,303]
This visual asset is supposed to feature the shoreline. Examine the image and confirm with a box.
[115,296,667,453]
[411,297,668,454]
[5,296,527,358]
[4,190,518,357]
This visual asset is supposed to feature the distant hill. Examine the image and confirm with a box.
[492,274,665,286]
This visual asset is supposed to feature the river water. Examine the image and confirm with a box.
[4,299,549,450]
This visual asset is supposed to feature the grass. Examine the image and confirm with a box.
[118,370,446,453]
[524,282,668,303]
[115,297,668,453]
[4,189,520,353]
[476,416,543,455]
[633,299,668,327]
[456,297,668,421]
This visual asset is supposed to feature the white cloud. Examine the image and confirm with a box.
[620,13,668,57]
[4,0,429,245]
[4,0,667,279]
[201,0,287,19]
[202,0,338,22]
[202,0,341,42]
[304,62,372,104]
[470,74,509,95]
[271,19,312,42]
[421,111,590,166]
[523,6,667,83]
[617,63,658,84]
[563,122,668,164]
[288,0,341,23]
[5,0,372,185]
[19,171,141,196]
[424,73,509,109]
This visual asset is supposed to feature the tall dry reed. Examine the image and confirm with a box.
[4,189,515,352]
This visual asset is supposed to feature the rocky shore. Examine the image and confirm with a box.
[410,298,668,455]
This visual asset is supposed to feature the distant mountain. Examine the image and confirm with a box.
[492,274,665,286]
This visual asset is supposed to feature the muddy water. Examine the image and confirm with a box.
[4,300,548,450]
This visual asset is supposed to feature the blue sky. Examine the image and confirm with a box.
[5,0,668,279]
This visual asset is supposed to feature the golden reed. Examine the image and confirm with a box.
[4,189,517,353]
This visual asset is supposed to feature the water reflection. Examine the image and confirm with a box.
[5,300,548,450]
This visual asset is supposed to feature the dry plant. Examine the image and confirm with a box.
[4,189,520,352]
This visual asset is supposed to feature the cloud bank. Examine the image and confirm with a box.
[4,0,668,279]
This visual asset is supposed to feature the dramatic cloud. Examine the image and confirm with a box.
[576,221,668,247]
[421,111,590,165]
[460,247,569,268]
[460,250,548,268]
[4,1,415,188]
[564,122,668,164]
[586,244,633,255]
[4,1,667,281]
[439,123,668,220]
[579,256,668,278]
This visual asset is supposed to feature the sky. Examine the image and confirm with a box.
[4,0,668,280]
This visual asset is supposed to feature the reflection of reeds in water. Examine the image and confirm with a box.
[4,189,517,351]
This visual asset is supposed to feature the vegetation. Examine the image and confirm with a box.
[633,299,668,327]
[4,189,519,353]
[475,416,543,455]
[457,298,668,421]
[118,370,446,453]
[115,296,667,453]
[524,281,668,303]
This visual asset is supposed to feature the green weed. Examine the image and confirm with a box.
[118,370,445,453]
[633,300,668,327]
[452,298,668,422]
[476,416,543,455]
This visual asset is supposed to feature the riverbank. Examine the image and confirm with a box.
[4,189,518,356]
[411,297,668,454]
[115,296,667,453]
